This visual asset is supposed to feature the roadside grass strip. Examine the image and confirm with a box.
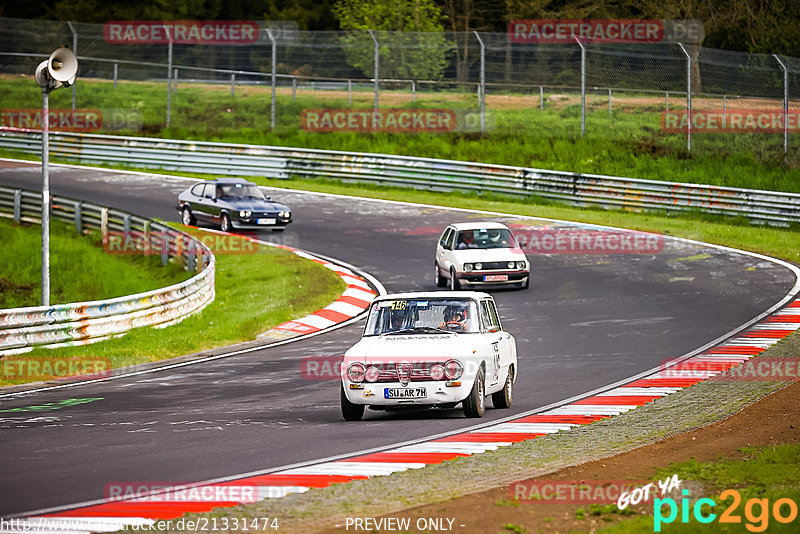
[17,298,799,531]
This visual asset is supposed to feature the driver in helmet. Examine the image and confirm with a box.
[457,231,475,249]
[438,305,469,331]
[488,229,507,246]
[388,307,408,332]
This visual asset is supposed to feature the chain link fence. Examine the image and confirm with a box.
[1,17,798,162]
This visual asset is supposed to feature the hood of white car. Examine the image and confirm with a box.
[344,334,473,363]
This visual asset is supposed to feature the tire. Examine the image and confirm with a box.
[220,213,232,233]
[341,386,365,421]
[181,207,196,226]
[492,366,513,409]
[449,267,461,291]
[435,263,446,287]
[462,367,485,418]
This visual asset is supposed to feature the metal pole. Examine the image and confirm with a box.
[608,88,612,116]
[368,30,379,112]
[113,62,118,88]
[678,43,691,151]
[230,73,235,97]
[173,68,178,92]
[474,31,485,133]
[666,91,669,112]
[723,95,727,125]
[266,29,276,130]
[773,54,789,158]
[412,80,415,102]
[166,28,173,127]
[348,79,352,106]
[574,36,585,136]
[41,86,51,306]
[67,21,77,111]
[540,86,544,111]
[292,77,297,102]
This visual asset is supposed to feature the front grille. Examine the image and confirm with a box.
[475,261,510,270]
[365,362,447,383]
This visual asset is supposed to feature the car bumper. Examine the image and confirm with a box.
[342,379,473,406]
[457,270,529,286]
[231,218,292,229]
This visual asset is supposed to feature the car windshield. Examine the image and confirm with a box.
[217,184,266,200]
[364,298,479,336]
[456,228,517,249]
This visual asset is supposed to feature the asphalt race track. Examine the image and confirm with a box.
[0,161,796,516]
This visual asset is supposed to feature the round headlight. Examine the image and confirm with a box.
[430,364,445,381]
[464,263,473,272]
[279,211,291,218]
[365,366,380,382]
[346,363,365,383]
[444,360,463,380]
[518,261,526,270]
[475,263,482,270]
[508,261,516,269]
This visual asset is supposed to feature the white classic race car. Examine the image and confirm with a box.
[435,222,530,290]
[340,291,518,421]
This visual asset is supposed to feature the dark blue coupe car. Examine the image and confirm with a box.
[176,178,292,232]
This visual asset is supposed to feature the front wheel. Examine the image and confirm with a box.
[449,267,461,291]
[491,366,513,409]
[341,386,365,421]
[181,207,196,226]
[462,367,485,418]
[220,213,232,233]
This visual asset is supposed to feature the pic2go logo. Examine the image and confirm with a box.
[654,489,798,532]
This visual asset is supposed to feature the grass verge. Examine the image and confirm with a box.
[0,216,191,308]
[0,227,346,387]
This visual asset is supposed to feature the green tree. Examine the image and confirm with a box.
[333,0,451,81]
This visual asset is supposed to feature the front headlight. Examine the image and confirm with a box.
[518,261,527,270]
[464,263,473,272]
[279,211,291,218]
[508,261,516,269]
[430,364,445,381]
[346,363,365,383]
[238,210,252,218]
[475,262,482,270]
[444,360,463,380]
[365,366,380,383]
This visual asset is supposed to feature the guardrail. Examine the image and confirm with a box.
[1,129,799,225]
[0,185,215,355]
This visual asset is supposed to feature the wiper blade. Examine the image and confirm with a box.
[384,327,451,335]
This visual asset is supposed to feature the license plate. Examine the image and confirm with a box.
[384,388,426,399]
[257,218,276,225]
[484,274,508,282]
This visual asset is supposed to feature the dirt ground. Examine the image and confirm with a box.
[324,380,800,534]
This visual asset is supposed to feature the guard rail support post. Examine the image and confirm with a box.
[678,43,692,151]
[187,235,196,272]
[74,201,82,233]
[13,189,21,222]
[773,54,789,160]
[160,230,169,266]
[368,30,379,112]
[123,213,131,235]
[266,29,276,130]
[574,36,586,137]
[143,220,151,254]
[474,31,486,134]
[100,207,108,243]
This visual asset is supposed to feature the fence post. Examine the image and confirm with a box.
[678,43,692,151]
[474,31,486,134]
[100,207,109,244]
[412,80,415,102]
[348,79,352,106]
[74,200,82,233]
[123,213,131,234]
[143,220,151,255]
[292,77,297,102]
[723,95,727,124]
[573,36,585,136]
[13,189,21,223]
[113,62,118,89]
[161,230,169,266]
[165,26,173,128]
[368,30,379,112]
[773,54,789,159]
[67,21,77,111]
[266,29,277,130]
[608,88,612,116]
[230,74,235,97]
[173,68,178,92]
[540,86,544,111]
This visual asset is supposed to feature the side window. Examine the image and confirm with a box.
[445,229,456,250]
[440,228,454,250]
[479,301,494,332]
[202,184,214,199]
[487,300,502,331]
[190,184,204,196]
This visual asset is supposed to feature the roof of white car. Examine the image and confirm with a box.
[448,221,511,231]
[375,291,493,301]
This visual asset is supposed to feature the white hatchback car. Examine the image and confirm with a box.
[435,222,530,290]
[340,292,517,421]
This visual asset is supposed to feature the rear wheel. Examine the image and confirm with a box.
[462,367,485,418]
[341,386,365,421]
[181,207,196,226]
[435,263,446,287]
[449,267,461,291]
[220,213,232,233]
[492,366,513,409]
